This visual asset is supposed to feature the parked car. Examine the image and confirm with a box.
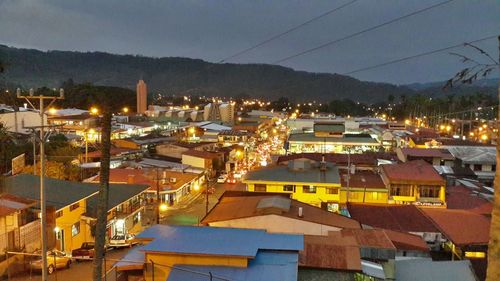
[226,176,236,184]
[29,250,71,274]
[217,174,227,183]
[108,234,137,248]
[71,242,95,261]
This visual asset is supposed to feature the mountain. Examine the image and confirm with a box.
[0,45,496,102]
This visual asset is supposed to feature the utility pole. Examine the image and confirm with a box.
[17,88,64,281]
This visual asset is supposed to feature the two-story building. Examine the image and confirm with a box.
[2,174,148,253]
[0,194,38,254]
[380,160,446,206]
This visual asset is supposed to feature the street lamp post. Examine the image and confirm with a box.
[17,88,64,281]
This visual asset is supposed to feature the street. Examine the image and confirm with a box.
[160,182,246,225]
[7,247,131,281]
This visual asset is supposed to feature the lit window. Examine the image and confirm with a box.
[326,187,338,195]
[69,202,80,211]
[303,186,316,194]
[72,222,80,237]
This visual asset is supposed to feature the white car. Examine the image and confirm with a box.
[217,174,227,183]
[108,234,137,248]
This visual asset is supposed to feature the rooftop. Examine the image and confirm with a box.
[395,259,478,281]
[421,208,490,247]
[400,147,455,160]
[136,225,303,257]
[445,186,492,214]
[446,146,496,164]
[202,191,360,229]
[244,160,340,184]
[0,193,37,216]
[93,168,199,192]
[313,123,345,133]
[381,160,445,185]
[182,149,220,159]
[1,174,148,212]
[347,203,439,233]
[340,170,385,190]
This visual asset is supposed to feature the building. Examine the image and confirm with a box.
[380,160,446,206]
[2,174,149,253]
[446,146,496,184]
[244,159,343,210]
[116,225,303,281]
[90,168,203,206]
[340,170,389,205]
[0,194,38,254]
[286,132,380,154]
[0,110,47,135]
[136,79,147,114]
[181,149,223,170]
[396,147,455,166]
[347,203,443,249]
[202,192,360,235]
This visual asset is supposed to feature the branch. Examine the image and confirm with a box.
[464,42,499,65]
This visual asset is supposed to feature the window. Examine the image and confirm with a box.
[492,165,496,172]
[473,164,482,171]
[55,210,63,218]
[371,192,379,200]
[325,187,339,195]
[283,185,295,192]
[391,184,412,196]
[254,184,267,192]
[71,222,80,237]
[69,202,80,211]
[420,185,440,198]
[303,185,316,194]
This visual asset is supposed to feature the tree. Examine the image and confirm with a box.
[445,37,499,281]
[90,87,114,281]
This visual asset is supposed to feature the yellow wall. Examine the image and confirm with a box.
[55,198,90,253]
[339,189,388,204]
[246,181,341,207]
[145,252,248,281]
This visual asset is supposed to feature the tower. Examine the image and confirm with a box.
[136,79,147,114]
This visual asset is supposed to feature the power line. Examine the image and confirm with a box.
[218,0,360,63]
[273,0,455,64]
[342,34,499,75]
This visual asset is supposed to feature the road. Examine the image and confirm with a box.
[7,246,132,281]
[160,182,245,225]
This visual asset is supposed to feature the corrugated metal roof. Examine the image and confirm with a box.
[288,133,379,144]
[395,259,478,281]
[244,161,340,184]
[137,225,303,257]
[167,251,299,281]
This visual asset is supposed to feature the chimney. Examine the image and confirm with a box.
[298,207,303,218]
[127,174,135,184]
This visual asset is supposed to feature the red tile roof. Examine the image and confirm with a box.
[382,229,429,252]
[421,208,490,246]
[300,233,361,271]
[446,186,493,215]
[340,170,386,189]
[182,149,220,159]
[381,160,445,185]
[202,191,360,229]
[347,203,439,233]
[93,168,198,192]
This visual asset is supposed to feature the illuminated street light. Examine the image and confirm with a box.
[193,183,200,191]
[159,204,168,212]
[122,107,129,113]
[90,107,99,115]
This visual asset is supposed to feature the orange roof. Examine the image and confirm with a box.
[446,186,493,215]
[341,229,395,250]
[300,233,361,271]
[93,168,198,192]
[202,191,360,229]
[382,229,429,252]
[381,160,444,185]
[421,208,490,246]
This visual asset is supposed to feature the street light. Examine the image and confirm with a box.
[90,107,99,115]
[122,107,129,113]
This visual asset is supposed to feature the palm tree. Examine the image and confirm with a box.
[446,38,499,281]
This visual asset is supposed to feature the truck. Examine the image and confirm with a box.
[71,242,95,261]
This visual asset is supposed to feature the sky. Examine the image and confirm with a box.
[0,0,499,84]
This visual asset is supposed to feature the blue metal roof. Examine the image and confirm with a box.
[167,250,299,281]
[138,225,303,258]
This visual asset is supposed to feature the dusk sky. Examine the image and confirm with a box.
[1,0,499,84]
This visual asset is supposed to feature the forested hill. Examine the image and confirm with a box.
[0,45,414,102]
[0,45,495,102]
